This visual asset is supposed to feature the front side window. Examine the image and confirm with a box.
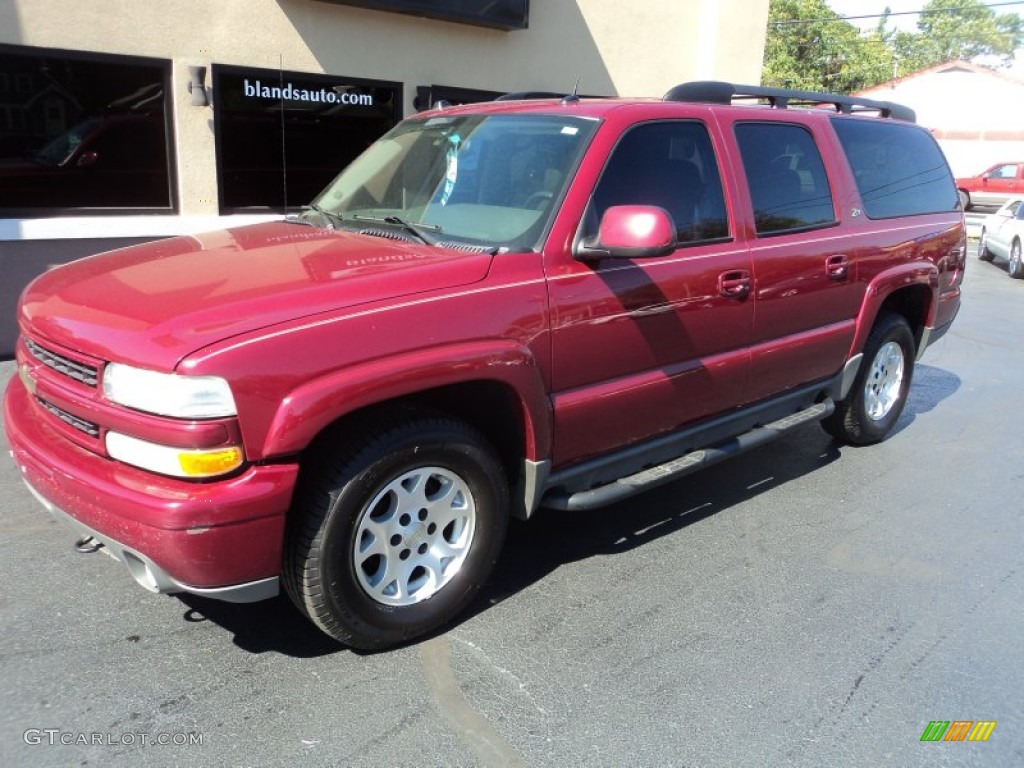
[830,118,958,219]
[312,113,598,251]
[0,44,173,215]
[735,122,836,236]
[587,120,730,244]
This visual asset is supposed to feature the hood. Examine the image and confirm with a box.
[21,221,494,370]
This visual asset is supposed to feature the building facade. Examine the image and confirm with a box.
[0,0,769,357]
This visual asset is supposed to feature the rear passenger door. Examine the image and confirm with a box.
[734,121,860,402]
[546,120,754,467]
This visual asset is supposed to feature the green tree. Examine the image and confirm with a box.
[912,0,1023,67]
[762,0,894,92]
[763,0,1024,93]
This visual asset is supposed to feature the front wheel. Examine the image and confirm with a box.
[283,413,509,650]
[1009,238,1023,278]
[958,189,970,210]
[822,313,915,445]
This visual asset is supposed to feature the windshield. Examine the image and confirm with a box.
[311,113,598,251]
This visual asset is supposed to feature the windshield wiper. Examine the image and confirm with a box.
[352,214,442,246]
[288,204,344,229]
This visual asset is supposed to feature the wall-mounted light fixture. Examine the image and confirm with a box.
[187,65,209,107]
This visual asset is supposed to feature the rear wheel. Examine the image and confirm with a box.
[284,413,509,650]
[1009,238,1023,278]
[978,228,993,261]
[822,313,915,445]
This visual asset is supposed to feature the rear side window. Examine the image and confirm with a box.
[734,122,836,236]
[589,120,729,244]
[830,118,958,219]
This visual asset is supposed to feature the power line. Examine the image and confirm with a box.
[770,1,1024,26]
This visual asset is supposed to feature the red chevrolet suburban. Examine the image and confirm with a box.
[4,82,965,649]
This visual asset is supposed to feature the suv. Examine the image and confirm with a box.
[4,82,965,649]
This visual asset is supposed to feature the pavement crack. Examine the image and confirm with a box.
[420,636,526,768]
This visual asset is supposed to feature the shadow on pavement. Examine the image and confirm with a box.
[171,364,961,657]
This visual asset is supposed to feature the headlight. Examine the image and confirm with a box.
[106,431,244,478]
[103,363,236,418]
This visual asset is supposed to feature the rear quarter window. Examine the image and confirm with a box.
[830,118,958,219]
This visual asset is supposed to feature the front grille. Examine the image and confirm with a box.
[24,337,99,387]
[36,397,101,438]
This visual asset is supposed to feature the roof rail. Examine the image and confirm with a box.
[663,81,916,123]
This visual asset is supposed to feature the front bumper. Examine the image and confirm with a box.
[4,372,299,601]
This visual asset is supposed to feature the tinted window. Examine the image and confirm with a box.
[214,66,401,213]
[0,44,172,215]
[319,1,529,30]
[830,118,958,219]
[735,122,835,236]
[589,121,729,244]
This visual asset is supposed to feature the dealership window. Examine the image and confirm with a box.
[213,65,401,213]
[0,44,174,215]
[414,84,503,111]
[312,0,529,30]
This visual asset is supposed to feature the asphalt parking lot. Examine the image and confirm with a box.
[1,247,1022,767]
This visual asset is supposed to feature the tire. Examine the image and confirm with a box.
[283,413,509,650]
[958,189,970,210]
[978,228,993,261]
[1009,238,1024,279]
[822,313,915,446]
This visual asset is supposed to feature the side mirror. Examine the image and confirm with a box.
[575,205,676,261]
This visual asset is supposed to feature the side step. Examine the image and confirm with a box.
[543,399,834,512]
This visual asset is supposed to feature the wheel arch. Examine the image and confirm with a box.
[261,342,552,518]
[851,268,935,359]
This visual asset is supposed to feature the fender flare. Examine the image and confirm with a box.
[259,340,551,460]
[848,262,938,358]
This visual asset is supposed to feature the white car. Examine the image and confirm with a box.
[979,198,1024,278]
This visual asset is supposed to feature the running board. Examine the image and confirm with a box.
[542,399,834,511]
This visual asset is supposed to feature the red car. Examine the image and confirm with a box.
[955,161,1024,211]
[4,82,965,649]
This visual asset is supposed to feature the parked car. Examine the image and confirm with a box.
[955,162,1024,211]
[4,82,965,649]
[978,197,1024,278]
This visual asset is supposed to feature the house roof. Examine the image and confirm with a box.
[854,59,1024,134]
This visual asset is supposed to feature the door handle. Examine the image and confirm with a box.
[826,254,849,280]
[719,270,751,298]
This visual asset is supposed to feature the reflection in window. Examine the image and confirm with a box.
[0,45,172,214]
[735,122,836,236]
[213,66,401,213]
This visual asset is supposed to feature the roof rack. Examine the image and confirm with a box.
[663,81,916,123]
